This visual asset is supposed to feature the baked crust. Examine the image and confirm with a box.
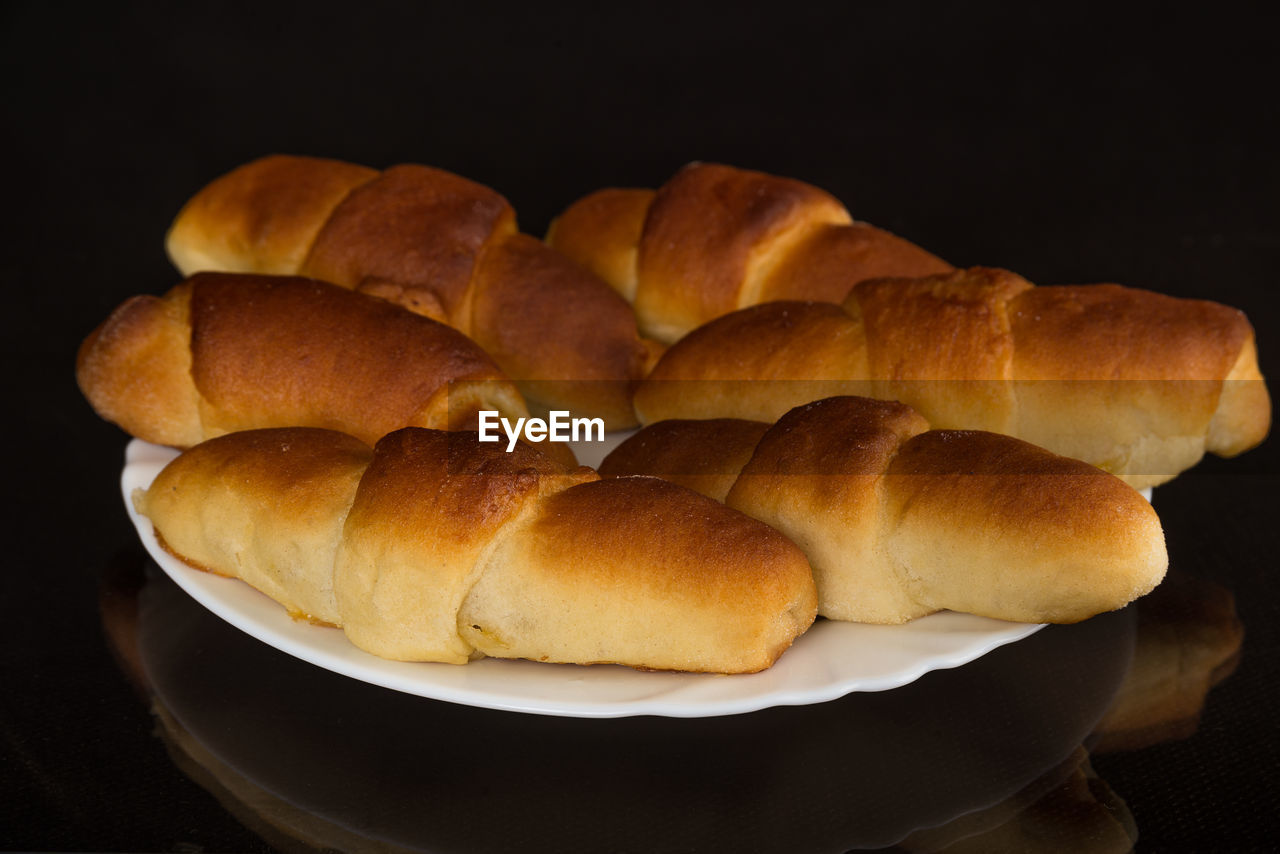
[136,427,817,673]
[603,396,1168,624]
[548,162,948,342]
[166,155,656,426]
[79,273,530,448]
[166,154,378,276]
[634,268,1269,487]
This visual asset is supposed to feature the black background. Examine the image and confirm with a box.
[4,3,1278,852]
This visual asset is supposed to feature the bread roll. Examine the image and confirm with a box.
[632,267,1269,487]
[547,161,951,342]
[136,427,818,673]
[77,272,530,449]
[601,396,1168,624]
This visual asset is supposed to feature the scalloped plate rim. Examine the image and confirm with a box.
[121,438,1044,719]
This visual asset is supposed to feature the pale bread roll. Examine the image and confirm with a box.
[138,428,373,625]
[332,429,592,663]
[603,396,1169,624]
[136,427,817,673]
[166,154,379,276]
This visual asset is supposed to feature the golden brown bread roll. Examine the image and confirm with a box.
[76,272,531,450]
[600,396,1168,624]
[546,161,952,342]
[136,427,818,673]
[633,267,1270,488]
[166,154,661,427]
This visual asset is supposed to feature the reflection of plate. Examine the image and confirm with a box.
[130,569,1134,853]
[121,438,1044,718]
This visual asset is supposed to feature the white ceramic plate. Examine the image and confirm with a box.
[122,438,1044,718]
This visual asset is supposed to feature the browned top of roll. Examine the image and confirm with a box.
[885,425,1166,564]
[345,428,593,551]
[165,154,379,276]
[470,233,662,426]
[300,164,517,327]
[881,428,1168,622]
[598,418,771,501]
[849,267,1034,382]
[523,476,815,623]
[545,187,656,301]
[896,430,1163,559]
[633,300,875,424]
[891,427,1110,478]
[548,162,956,345]
[1009,284,1254,381]
[721,397,929,541]
[635,163,851,327]
[759,222,953,304]
[187,273,511,444]
[644,300,867,382]
[738,396,931,477]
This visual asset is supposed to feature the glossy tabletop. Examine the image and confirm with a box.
[6,5,1278,852]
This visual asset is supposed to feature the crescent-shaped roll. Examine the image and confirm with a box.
[76,272,530,450]
[600,397,1169,625]
[166,155,661,428]
[134,427,818,673]
[546,161,952,342]
[632,267,1269,488]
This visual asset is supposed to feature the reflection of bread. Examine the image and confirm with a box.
[900,748,1136,854]
[1092,571,1244,752]
[166,154,659,426]
[77,273,529,449]
[151,700,415,854]
[633,267,1270,488]
[601,397,1167,624]
[96,552,149,696]
[547,161,951,342]
[136,427,816,673]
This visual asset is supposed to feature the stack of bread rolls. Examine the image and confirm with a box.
[165,155,661,428]
[77,155,1269,674]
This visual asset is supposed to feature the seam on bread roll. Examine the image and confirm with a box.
[872,436,933,620]
[453,469,585,659]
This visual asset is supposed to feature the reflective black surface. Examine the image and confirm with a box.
[7,5,1278,851]
[129,559,1134,852]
